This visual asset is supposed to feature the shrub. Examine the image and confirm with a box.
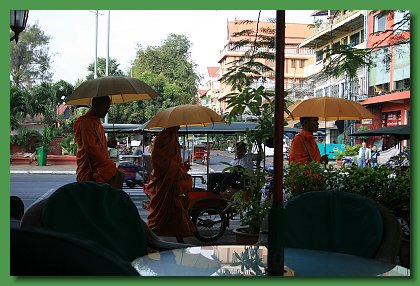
[284,163,410,223]
[10,127,41,152]
[284,161,326,196]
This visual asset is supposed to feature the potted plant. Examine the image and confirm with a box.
[220,84,276,244]
[334,150,345,167]
[225,164,272,244]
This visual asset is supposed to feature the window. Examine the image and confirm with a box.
[394,10,409,34]
[331,84,339,97]
[332,42,340,51]
[299,59,305,68]
[350,32,360,47]
[374,13,386,33]
[291,59,296,68]
[316,50,323,62]
[394,78,410,90]
[341,36,348,46]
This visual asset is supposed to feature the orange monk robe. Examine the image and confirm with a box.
[289,129,321,164]
[74,111,117,182]
[146,129,196,237]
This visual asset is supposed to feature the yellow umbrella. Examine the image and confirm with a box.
[285,96,373,154]
[145,104,225,129]
[285,96,373,121]
[66,76,158,105]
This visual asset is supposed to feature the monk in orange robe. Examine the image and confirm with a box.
[146,126,196,242]
[73,96,124,189]
[289,117,329,164]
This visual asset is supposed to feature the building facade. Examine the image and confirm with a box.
[214,20,315,115]
[299,10,410,149]
[361,10,410,149]
[299,10,367,144]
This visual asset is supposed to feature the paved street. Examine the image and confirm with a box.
[10,150,244,245]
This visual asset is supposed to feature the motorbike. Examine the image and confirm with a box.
[260,165,291,204]
[342,156,355,168]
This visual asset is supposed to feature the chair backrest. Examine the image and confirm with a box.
[42,181,148,261]
[373,204,402,264]
[11,227,138,276]
[283,190,384,259]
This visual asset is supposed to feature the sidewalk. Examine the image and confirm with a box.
[10,163,77,175]
[9,161,211,175]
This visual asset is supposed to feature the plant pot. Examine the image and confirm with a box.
[233,227,259,245]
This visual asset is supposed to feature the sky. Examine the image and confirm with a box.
[26,10,314,86]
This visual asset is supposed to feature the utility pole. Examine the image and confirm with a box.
[90,10,102,79]
[104,10,111,124]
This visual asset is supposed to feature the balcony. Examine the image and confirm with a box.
[219,44,314,61]
[300,10,365,48]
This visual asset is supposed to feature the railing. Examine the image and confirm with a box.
[220,44,314,58]
[313,10,360,34]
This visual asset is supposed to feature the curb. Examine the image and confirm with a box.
[10,170,76,175]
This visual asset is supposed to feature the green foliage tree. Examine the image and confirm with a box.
[53,80,74,104]
[10,86,29,130]
[132,33,200,98]
[25,82,55,122]
[86,57,125,80]
[124,33,200,123]
[10,23,52,88]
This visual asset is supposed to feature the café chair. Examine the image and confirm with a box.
[257,190,401,264]
[21,181,193,262]
[11,227,139,276]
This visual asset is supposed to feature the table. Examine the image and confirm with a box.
[131,245,410,276]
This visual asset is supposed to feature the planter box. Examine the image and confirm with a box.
[10,154,38,165]
[47,155,77,165]
[10,154,77,165]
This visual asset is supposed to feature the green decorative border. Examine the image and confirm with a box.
[2,0,417,285]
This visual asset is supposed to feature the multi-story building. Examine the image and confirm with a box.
[299,10,410,149]
[362,10,410,150]
[215,20,315,115]
[299,10,367,144]
[200,67,221,112]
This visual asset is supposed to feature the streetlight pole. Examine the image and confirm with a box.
[93,10,99,79]
[104,10,110,125]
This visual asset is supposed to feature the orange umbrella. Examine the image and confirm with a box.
[145,104,225,129]
[66,76,158,105]
[285,96,373,154]
[285,96,373,121]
